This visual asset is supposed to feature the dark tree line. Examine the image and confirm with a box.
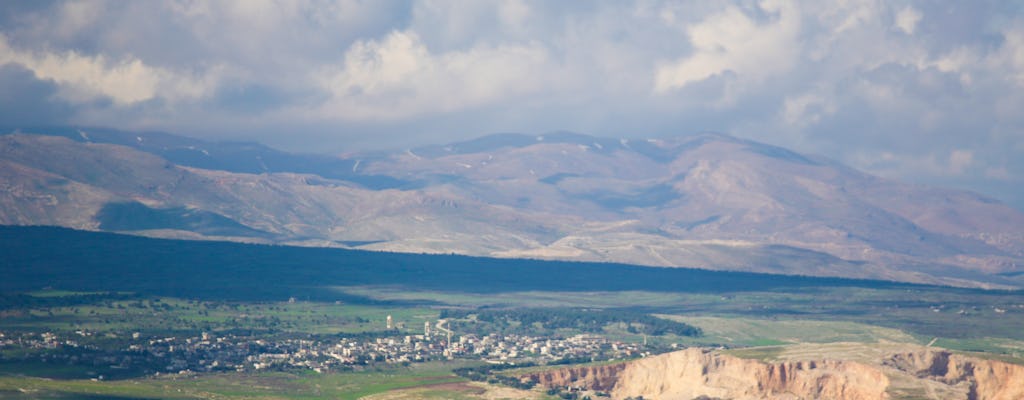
[441,308,701,337]
[0,292,138,309]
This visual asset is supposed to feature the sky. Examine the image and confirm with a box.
[1,0,1023,209]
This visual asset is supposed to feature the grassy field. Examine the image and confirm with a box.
[0,362,481,400]
[336,285,1024,343]
[359,381,547,400]
[659,315,921,347]
[2,291,439,337]
[933,337,1024,362]
[334,287,709,309]
[726,342,919,363]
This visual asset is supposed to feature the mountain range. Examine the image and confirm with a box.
[1,127,1022,288]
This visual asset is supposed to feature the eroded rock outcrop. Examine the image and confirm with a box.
[529,363,626,392]
[886,350,1024,400]
[529,348,1024,400]
[528,348,889,400]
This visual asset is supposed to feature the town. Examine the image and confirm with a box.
[0,315,653,379]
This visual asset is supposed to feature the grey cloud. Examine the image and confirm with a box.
[0,63,74,125]
[0,1,1022,209]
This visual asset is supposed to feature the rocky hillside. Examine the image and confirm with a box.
[1,128,1022,288]
[886,350,1024,400]
[528,347,1024,400]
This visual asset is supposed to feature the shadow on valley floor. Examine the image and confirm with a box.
[4,226,1007,304]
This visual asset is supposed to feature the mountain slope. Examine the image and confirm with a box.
[357,132,1024,286]
[1,129,1021,288]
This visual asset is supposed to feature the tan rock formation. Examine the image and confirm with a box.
[529,348,1024,400]
[529,348,889,400]
[615,348,889,400]
[886,350,1024,400]
[529,363,626,392]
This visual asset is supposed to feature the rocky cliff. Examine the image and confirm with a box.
[530,348,1024,400]
[530,363,627,392]
[529,348,889,400]
[886,350,1024,400]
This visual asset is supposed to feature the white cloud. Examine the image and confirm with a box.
[0,34,218,105]
[894,6,922,35]
[52,0,105,40]
[987,27,1024,87]
[498,0,531,29]
[782,89,836,128]
[825,1,876,35]
[653,0,800,94]
[316,30,550,120]
[948,149,974,175]
[851,149,977,179]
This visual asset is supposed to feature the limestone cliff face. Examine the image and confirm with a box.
[612,349,889,400]
[529,348,889,400]
[530,348,1024,400]
[887,350,1024,400]
[529,363,626,392]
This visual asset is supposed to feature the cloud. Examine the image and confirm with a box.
[653,0,800,98]
[852,149,976,179]
[985,167,1011,181]
[894,6,922,35]
[782,89,836,128]
[0,1,1021,208]
[948,150,974,175]
[316,30,551,120]
[0,34,218,105]
[988,26,1024,87]
[0,63,74,125]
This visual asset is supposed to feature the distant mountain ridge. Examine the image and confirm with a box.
[1,127,1022,288]
[0,126,408,190]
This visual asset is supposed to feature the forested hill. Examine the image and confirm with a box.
[2,226,937,302]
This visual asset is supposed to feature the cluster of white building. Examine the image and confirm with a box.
[0,318,651,376]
